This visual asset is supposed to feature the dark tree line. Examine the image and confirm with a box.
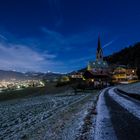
[104,42,140,78]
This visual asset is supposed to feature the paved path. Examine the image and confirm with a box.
[95,87,140,140]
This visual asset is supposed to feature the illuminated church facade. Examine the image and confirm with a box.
[71,36,138,88]
[83,36,111,88]
[87,36,109,74]
[85,36,138,84]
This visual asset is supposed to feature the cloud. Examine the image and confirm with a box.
[41,27,117,69]
[0,42,58,72]
[0,27,106,73]
[0,34,7,40]
[41,27,98,52]
[69,55,95,63]
[102,39,116,49]
[68,38,117,63]
[0,29,96,73]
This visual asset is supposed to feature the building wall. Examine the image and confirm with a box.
[112,67,138,83]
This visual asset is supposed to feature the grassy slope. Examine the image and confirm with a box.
[0,82,72,102]
[0,87,46,101]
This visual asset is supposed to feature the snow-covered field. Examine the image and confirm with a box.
[0,91,98,140]
[117,82,140,94]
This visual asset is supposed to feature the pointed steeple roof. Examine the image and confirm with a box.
[96,35,103,61]
[97,35,101,52]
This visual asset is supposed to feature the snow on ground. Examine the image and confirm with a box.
[109,88,140,119]
[94,88,117,140]
[43,101,89,140]
[0,92,89,140]
[27,93,98,140]
[117,82,140,94]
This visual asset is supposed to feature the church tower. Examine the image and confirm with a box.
[87,35,108,71]
[96,35,103,61]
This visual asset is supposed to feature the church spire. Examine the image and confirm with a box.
[96,35,103,61]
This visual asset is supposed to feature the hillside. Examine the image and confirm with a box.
[104,42,140,68]
[0,70,30,81]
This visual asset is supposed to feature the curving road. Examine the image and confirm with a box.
[95,87,140,140]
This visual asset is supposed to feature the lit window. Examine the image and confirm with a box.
[132,70,135,73]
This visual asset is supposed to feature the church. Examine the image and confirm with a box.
[87,36,109,73]
[83,36,138,86]
[70,36,138,89]
[83,36,111,88]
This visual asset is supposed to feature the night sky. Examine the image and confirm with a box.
[0,0,140,73]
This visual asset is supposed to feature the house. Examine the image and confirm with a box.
[112,65,138,83]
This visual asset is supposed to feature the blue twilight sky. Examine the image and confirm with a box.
[0,0,140,73]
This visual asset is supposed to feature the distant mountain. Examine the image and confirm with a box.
[0,70,31,81]
[43,72,63,80]
[25,72,63,81]
[0,70,63,81]
[104,42,140,68]
[68,68,87,75]
[25,72,45,79]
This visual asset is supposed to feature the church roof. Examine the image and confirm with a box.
[83,70,109,79]
[96,35,103,61]
[88,60,108,69]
